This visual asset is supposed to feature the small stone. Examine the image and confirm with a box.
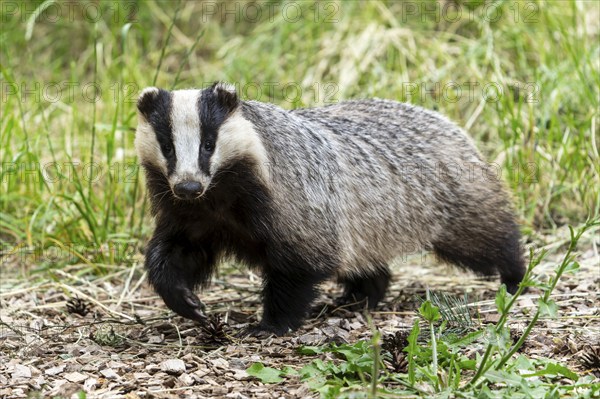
[63,371,87,383]
[148,335,163,344]
[11,364,31,379]
[160,359,186,375]
[33,375,46,388]
[229,358,246,370]
[164,376,177,388]
[133,372,152,380]
[100,368,119,379]
[178,373,194,386]
[210,358,229,369]
[65,362,83,373]
[107,361,128,370]
[349,321,362,330]
[341,319,352,330]
[321,326,339,337]
[82,363,101,372]
[83,377,98,391]
[298,333,325,345]
[145,363,160,373]
[232,369,249,381]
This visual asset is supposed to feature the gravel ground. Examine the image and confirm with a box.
[1,232,598,398]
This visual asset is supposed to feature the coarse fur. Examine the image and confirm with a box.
[135,82,526,335]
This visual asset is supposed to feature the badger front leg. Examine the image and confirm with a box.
[257,267,330,335]
[145,228,214,322]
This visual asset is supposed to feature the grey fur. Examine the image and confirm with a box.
[242,99,521,279]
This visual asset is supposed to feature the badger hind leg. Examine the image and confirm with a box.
[337,264,391,310]
[433,219,525,294]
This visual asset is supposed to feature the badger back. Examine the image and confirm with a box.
[287,100,505,268]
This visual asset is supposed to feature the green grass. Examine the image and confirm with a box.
[0,1,600,262]
[0,0,599,396]
[1,1,598,262]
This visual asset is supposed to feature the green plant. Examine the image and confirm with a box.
[90,324,125,347]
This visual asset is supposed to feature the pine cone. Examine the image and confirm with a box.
[579,344,600,377]
[200,314,231,347]
[382,330,410,353]
[66,297,91,316]
[382,330,410,373]
[385,349,409,373]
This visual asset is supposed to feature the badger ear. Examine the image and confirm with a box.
[137,87,160,119]
[211,82,239,114]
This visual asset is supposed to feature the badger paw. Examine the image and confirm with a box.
[334,292,370,311]
[159,284,207,323]
[242,323,291,338]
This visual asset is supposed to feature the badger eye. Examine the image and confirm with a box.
[163,143,174,155]
[204,140,214,152]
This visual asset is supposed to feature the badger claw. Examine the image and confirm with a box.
[180,288,207,322]
[157,283,207,322]
[184,290,206,311]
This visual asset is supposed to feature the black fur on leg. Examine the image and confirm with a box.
[337,265,391,310]
[145,223,216,322]
[433,222,525,295]
[252,243,337,336]
[498,229,526,294]
[256,267,332,336]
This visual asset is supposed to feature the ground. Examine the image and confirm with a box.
[1,228,598,398]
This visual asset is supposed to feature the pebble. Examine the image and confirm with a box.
[134,372,152,380]
[100,368,119,379]
[178,372,195,386]
[11,364,31,379]
[160,359,186,375]
[211,358,229,369]
[63,371,87,383]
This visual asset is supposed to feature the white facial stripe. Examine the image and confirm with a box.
[211,110,270,182]
[135,117,168,175]
[171,90,202,182]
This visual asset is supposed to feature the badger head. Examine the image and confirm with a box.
[135,83,267,201]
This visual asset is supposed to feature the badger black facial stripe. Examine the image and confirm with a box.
[199,84,239,175]
[135,88,175,176]
[150,90,175,175]
[170,90,202,181]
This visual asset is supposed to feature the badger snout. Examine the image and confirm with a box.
[173,181,203,200]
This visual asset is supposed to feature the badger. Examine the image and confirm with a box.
[135,82,525,335]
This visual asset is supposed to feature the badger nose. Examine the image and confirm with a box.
[174,181,203,199]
